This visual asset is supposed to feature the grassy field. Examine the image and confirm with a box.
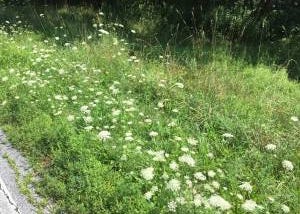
[0,7,299,214]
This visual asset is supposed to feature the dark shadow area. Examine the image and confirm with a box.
[0,1,299,80]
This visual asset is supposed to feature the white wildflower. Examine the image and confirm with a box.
[176,197,186,205]
[178,154,196,167]
[125,132,134,141]
[181,147,189,152]
[265,144,277,151]
[186,179,193,188]
[112,109,121,116]
[144,191,153,200]
[193,194,203,207]
[1,76,8,82]
[98,130,111,141]
[208,195,232,210]
[169,161,179,171]
[147,150,166,162]
[290,116,299,122]
[67,115,75,122]
[222,133,234,138]
[162,172,169,180]
[151,186,158,192]
[157,101,164,108]
[168,201,177,212]
[239,182,253,193]
[168,121,176,127]
[174,82,184,88]
[144,118,152,124]
[187,137,198,145]
[172,108,179,113]
[212,181,220,189]
[267,196,275,203]
[99,29,109,35]
[204,184,215,193]
[207,152,214,158]
[241,200,259,212]
[236,194,243,200]
[84,126,93,131]
[282,160,294,171]
[166,179,181,191]
[281,204,290,213]
[149,131,158,137]
[207,170,216,178]
[194,172,206,181]
[83,116,93,123]
[80,105,90,114]
[173,136,181,141]
[141,167,154,181]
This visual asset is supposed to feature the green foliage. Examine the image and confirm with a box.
[0,5,299,214]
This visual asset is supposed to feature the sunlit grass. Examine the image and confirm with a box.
[0,7,299,214]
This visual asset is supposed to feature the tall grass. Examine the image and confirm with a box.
[0,4,299,214]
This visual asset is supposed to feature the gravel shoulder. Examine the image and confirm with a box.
[0,130,36,214]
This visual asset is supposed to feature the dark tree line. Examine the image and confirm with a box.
[3,0,299,41]
[1,0,299,77]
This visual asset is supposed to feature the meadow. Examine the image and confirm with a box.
[0,4,299,214]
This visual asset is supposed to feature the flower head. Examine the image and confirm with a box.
[241,200,259,212]
[178,154,195,167]
[168,201,177,212]
[282,160,294,171]
[98,130,111,140]
[265,144,277,151]
[208,195,232,210]
[141,167,154,181]
[290,116,299,122]
[222,133,234,138]
[149,131,158,137]
[239,182,253,193]
[194,172,206,181]
[281,204,290,213]
[166,179,181,191]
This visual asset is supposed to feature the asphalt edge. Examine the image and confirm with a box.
[0,176,19,213]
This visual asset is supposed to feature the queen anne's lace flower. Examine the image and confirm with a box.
[290,116,299,122]
[194,172,206,181]
[166,179,181,191]
[208,195,232,210]
[222,133,234,138]
[282,160,294,171]
[241,200,260,212]
[149,131,158,137]
[140,167,154,181]
[187,137,198,145]
[193,194,203,207]
[144,191,153,200]
[169,161,178,171]
[168,201,177,212]
[281,204,290,213]
[265,144,277,151]
[178,154,195,167]
[239,182,253,193]
[98,130,111,140]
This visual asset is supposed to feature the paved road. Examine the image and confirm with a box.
[0,177,19,214]
[0,130,36,214]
